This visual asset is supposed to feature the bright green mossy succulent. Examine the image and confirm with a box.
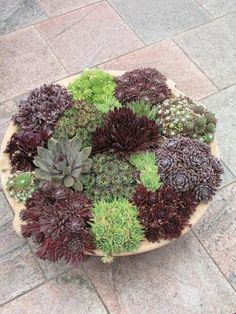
[81,154,138,202]
[6,171,38,204]
[128,101,158,120]
[33,134,92,191]
[130,152,162,191]
[155,96,217,143]
[68,69,121,113]
[54,101,104,147]
[90,198,144,262]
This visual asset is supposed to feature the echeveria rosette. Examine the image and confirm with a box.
[155,137,223,201]
[33,133,92,191]
[21,182,94,266]
[155,96,217,143]
[92,107,161,157]
[82,154,138,202]
[133,185,199,242]
[13,84,73,133]
[5,130,48,173]
[68,69,120,113]
[115,68,171,105]
[90,198,144,262]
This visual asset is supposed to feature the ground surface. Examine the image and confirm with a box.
[0,1,236,313]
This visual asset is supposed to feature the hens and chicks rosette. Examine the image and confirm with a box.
[4,68,223,265]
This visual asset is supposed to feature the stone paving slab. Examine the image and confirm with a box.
[0,27,67,102]
[0,0,47,35]
[193,183,236,289]
[0,243,44,305]
[220,161,236,188]
[198,0,236,17]
[100,40,217,101]
[36,1,144,74]
[175,12,236,89]
[38,0,99,17]
[202,84,236,174]
[84,233,236,314]
[1,269,108,314]
[108,0,211,44]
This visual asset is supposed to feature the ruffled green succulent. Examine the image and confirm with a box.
[90,198,144,262]
[130,152,162,191]
[68,69,121,113]
[155,96,217,143]
[33,134,92,191]
[82,154,138,202]
[54,101,104,147]
[128,101,158,120]
[6,171,38,204]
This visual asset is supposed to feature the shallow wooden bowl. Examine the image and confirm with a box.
[0,71,219,257]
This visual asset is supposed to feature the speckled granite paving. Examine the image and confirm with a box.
[0,1,236,313]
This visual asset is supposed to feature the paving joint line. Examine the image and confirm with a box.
[0,0,104,38]
[173,39,219,91]
[0,266,74,307]
[33,25,69,76]
[106,0,146,47]
[199,82,236,101]
[193,0,215,18]
[191,230,236,294]
[82,262,111,314]
[26,239,48,280]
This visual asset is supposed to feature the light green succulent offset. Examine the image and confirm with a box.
[6,171,37,204]
[33,134,92,191]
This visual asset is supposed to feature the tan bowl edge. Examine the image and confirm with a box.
[0,70,220,257]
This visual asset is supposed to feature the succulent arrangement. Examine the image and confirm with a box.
[3,67,222,267]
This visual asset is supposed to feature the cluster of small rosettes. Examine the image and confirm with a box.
[21,182,94,266]
[90,198,144,262]
[155,137,223,201]
[5,130,48,173]
[54,101,104,146]
[82,154,138,202]
[115,68,172,105]
[13,84,73,133]
[155,96,216,143]
[6,172,37,204]
[133,185,198,242]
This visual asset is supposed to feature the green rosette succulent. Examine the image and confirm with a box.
[90,198,144,262]
[81,154,138,201]
[68,69,121,113]
[130,152,162,191]
[155,96,217,143]
[54,101,104,147]
[33,134,92,191]
[128,101,158,121]
[6,171,38,204]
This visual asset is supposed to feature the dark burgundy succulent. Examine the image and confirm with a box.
[91,107,161,157]
[155,136,223,201]
[5,130,48,172]
[13,84,73,132]
[21,182,94,266]
[115,68,171,105]
[133,185,198,242]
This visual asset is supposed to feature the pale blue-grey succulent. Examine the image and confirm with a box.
[33,134,92,191]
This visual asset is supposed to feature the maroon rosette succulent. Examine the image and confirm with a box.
[13,84,73,132]
[133,185,198,242]
[91,107,161,157]
[115,68,171,105]
[5,130,48,172]
[21,182,94,266]
[155,137,223,201]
